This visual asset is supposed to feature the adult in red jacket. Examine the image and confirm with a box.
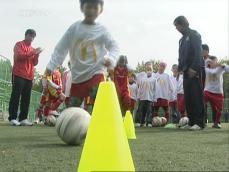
[8,29,42,126]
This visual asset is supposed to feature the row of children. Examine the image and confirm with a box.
[114,46,229,129]
[113,56,184,127]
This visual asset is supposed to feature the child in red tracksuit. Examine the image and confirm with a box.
[114,55,132,116]
[35,68,65,124]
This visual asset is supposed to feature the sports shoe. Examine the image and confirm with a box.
[135,123,141,127]
[20,119,33,126]
[180,124,191,129]
[212,123,221,129]
[33,118,39,124]
[147,123,152,127]
[189,124,201,130]
[140,123,146,127]
[9,119,21,126]
[33,115,43,124]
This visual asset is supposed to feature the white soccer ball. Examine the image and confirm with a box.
[45,115,57,126]
[152,116,162,127]
[160,117,167,126]
[56,107,91,146]
[179,117,189,127]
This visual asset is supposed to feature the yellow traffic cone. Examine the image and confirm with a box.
[124,110,136,139]
[77,81,135,172]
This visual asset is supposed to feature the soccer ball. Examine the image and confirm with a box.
[44,115,57,126]
[152,116,162,127]
[56,107,91,146]
[179,117,189,127]
[160,117,167,126]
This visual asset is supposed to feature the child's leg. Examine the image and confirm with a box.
[120,91,131,116]
[203,91,210,124]
[43,105,50,117]
[162,106,169,122]
[43,95,55,117]
[130,99,136,115]
[35,93,49,123]
[87,74,105,114]
[50,96,64,111]
[139,100,148,125]
[117,94,125,116]
[169,101,179,123]
[209,94,224,124]
[87,85,100,114]
[158,99,169,121]
[177,94,186,117]
[153,105,159,117]
[145,101,153,125]
[134,100,141,123]
[69,82,88,108]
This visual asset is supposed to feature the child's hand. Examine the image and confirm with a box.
[187,68,197,78]
[59,93,66,101]
[104,58,112,67]
[42,78,48,89]
[35,47,43,54]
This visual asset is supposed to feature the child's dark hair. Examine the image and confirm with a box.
[202,44,209,51]
[80,0,104,8]
[130,73,136,80]
[25,29,36,37]
[172,64,178,69]
[117,55,128,67]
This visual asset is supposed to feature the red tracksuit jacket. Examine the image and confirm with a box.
[114,66,129,95]
[12,40,39,80]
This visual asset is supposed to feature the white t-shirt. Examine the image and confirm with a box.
[204,65,229,94]
[47,21,119,84]
[155,72,175,101]
[137,72,157,102]
[177,74,184,94]
[136,71,146,86]
[170,75,178,101]
[128,82,138,100]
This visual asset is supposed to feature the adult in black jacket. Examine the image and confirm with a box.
[174,16,205,130]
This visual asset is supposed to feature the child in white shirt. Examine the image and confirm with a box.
[154,62,174,122]
[44,0,119,113]
[204,56,229,128]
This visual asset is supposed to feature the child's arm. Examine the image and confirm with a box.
[169,76,176,101]
[205,66,224,75]
[103,31,119,67]
[153,79,157,102]
[46,25,74,72]
[222,65,229,73]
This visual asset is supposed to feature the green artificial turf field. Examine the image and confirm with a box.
[0,122,228,172]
